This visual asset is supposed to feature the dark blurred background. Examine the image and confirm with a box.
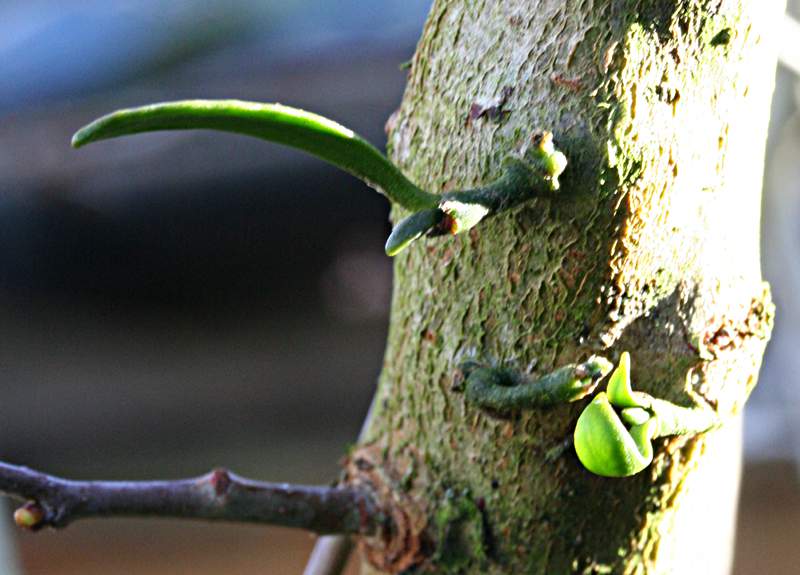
[0,1,797,573]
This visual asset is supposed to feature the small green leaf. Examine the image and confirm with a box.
[574,392,655,477]
[385,208,443,256]
[606,352,647,408]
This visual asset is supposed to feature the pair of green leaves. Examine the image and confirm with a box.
[72,100,566,256]
[573,352,719,477]
[574,353,658,477]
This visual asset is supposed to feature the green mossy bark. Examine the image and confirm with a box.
[360,1,780,573]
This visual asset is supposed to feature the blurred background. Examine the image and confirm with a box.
[0,1,797,573]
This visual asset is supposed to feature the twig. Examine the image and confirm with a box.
[0,461,382,535]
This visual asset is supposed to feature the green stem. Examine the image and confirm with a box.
[648,399,720,438]
[435,134,566,235]
[442,156,558,213]
[605,353,719,437]
[463,357,612,411]
[72,100,439,211]
[386,133,568,253]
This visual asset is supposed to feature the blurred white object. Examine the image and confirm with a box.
[0,502,21,575]
[779,15,800,75]
[749,5,800,474]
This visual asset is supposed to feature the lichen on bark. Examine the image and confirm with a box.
[357,1,781,573]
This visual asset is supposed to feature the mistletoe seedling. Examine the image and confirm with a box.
[573,352,720,478]
[72,100,567,255]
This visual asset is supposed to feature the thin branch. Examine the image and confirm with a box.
[0,461,382,535]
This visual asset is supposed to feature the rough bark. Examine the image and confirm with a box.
[355,1,780,574]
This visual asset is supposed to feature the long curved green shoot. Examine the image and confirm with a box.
[73,101,568,256]
[72,100,439,212]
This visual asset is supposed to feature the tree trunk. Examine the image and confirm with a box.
[356,1,780,573]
